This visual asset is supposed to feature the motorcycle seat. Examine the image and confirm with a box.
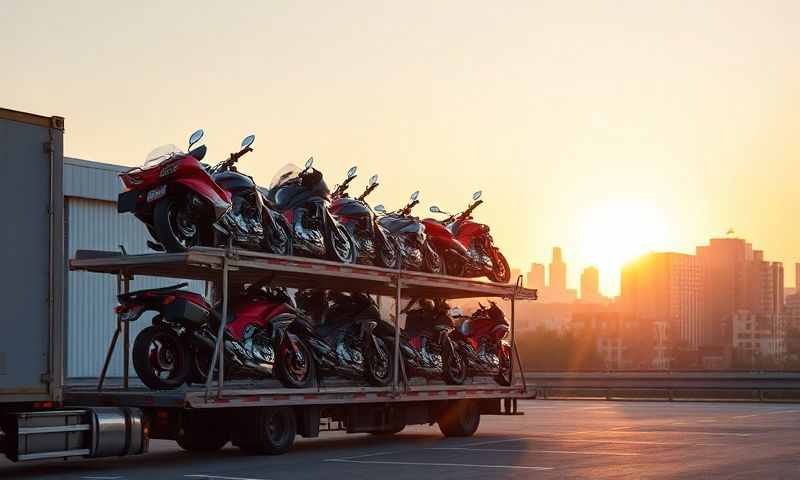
[118,282,190,300]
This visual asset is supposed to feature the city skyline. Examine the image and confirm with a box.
[514,237,799,298]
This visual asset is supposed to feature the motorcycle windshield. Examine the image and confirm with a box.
[142,144,183,168]
[269,163,301,189]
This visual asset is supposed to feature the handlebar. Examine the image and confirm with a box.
[401,199,419,215]
[211,146,253,173]
[358,182,378,201]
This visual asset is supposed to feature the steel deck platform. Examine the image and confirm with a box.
[64,378,529,409]
[71,247,537,300]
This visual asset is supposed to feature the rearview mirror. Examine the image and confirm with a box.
[374,204,386,213]
[410,191,419,201]
[241,134,255,149]
[430,206,442,213]
[369,174,378,186]
[472,190,482,201]
[188,129,204,149]
[305,157,314,169]
[347,166,357,178]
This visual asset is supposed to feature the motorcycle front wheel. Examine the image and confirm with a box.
[365,336,392,387]
[326,222,357,264]
[264,214,293,256]
[442,339,467,385]
[489,250,511,283]
[132,326,191,390]
[495,346,513,386]
[275,337,316,388]
[153,196,203,252]
[423,243,447,275]
[376,236,400,269]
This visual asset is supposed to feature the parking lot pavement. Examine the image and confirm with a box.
[2,400,799,479]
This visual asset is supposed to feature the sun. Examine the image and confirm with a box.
[579,199,668,280]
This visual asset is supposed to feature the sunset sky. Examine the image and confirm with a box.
[4,1,799,294]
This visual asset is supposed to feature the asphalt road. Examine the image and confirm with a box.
[2,400,799,479]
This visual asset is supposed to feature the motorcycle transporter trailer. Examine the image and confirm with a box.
[0,107,536,463]
[60,247,537,456]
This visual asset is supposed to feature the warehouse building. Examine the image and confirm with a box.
[64,157,203,379]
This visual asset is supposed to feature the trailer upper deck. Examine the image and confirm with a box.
[70,247,537,300]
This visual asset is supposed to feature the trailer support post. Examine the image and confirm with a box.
[122,273,130,390]
[392,271,401,396]
[205,253,230,399]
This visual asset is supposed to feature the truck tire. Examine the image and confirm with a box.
[177,428,229,452]
[438,399,480,437]
[237,407,296,455]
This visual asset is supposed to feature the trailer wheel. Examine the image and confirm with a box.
[438,399,480,437]
[237,407,296,455]
[177,428,229,452]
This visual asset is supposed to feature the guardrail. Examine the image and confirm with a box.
[525,371,800,402]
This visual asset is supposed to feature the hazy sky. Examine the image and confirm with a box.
[4,1,799,294]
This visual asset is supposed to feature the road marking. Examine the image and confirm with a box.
[610,426,633,430]
[733,410,800,419]
[603,430,751,437]
[81,477,124,480]
[185,475,270,480]
[335,451,397,460]
[454,435,721,446]
[325,459,553,470]
[431,447,640,457]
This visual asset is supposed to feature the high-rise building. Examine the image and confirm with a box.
[795,262,800,290]
[695,238,785,348]
[581,266,600,301]
[549,247,566,291]
[620,252,703,348]
[696,238,755,347]
[527,263,545,290]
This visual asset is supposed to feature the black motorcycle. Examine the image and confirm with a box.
[264,158,357,263]
[330,167,399,268]
[375,298,466,385]
[374,192,445,273]
[274,290,392,388]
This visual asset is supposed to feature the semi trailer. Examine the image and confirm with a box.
[0,107,536,464]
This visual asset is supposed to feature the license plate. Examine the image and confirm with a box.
[146,185,167,203]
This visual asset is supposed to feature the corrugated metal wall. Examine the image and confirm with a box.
[66,197,204,378]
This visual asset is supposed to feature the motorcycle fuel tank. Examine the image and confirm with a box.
[213,171,256,193]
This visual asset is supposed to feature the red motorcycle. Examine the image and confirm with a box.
[118,280,297,390]
[118,130,291,254]
[451,300,512,386]
[423,191,510,283]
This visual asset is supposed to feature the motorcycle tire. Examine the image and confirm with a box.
[376,236,400,269]
[495,346,513,386]
[489,250,511,283]
[423,243,447,275]
[264,213,293,256]
[275,337,316,388]
[442,339,467,385]
[153,196,203,252]
[365,336,392,387]
[326,222,357,264]
[132,326,191,390]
